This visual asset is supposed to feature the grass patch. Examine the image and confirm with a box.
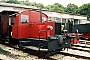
[0,47,2,54]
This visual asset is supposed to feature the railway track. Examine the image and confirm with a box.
[0,40,90,60]
[56,39,90,60]
[0,41,57,60]
[60,49,90,59]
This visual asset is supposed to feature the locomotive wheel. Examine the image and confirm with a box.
[19,46,24,50]
[58,36,63,45]
[38,51,46,56]
[45,52,51,56]
[2,40,5,44]
[38,51,51,57]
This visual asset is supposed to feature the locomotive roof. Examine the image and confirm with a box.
[8,10,48,18]
[20,10,48,17]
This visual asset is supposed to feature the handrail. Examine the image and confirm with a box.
[38,30,47,51]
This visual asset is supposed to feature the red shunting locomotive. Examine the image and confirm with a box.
[1,8,71,55]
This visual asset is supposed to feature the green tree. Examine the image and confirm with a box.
[0,0,7,2]
[20,1,31,6]
[79,3,90,21]
[46,3,65,12]
[37,3,45,8]
[31,2,38,7]
[6,0,20,4]
[30,2,44,8]
[65,3,78,14]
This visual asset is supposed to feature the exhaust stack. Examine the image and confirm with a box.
[40,8,42,22]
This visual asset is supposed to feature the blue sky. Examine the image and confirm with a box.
[28,0,90,7]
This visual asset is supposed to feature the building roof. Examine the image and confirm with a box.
[0,3,87,20]
[0,3,37,9]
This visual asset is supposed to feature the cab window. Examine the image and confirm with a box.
[21,14,29,24]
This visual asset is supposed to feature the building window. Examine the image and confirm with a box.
[55,17,61,22]
[21,14,29,24]
[48,17,51,21]
[42,17,47,22]
[62,18,66,23]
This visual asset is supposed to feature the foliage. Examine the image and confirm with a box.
[45,3,65,12]
[65,3,79,14]
[31,2,44,8]
[20,1,31,6]
[79,3,90,21]
[0,0,7,3]
[37,3,45,8]
[0,47,2,54]
[0,0,90,20]
[6,0,20,4]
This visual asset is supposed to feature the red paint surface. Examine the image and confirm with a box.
[80,32,90,39]
[71,33,80,44]
[30,11,48,22]
[18,24,30,38]
[12,25,17,38]
[29,22,54,39]
[12,10,55,39]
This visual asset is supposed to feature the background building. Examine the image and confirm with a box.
[0,3,88,25]
[43,10,88,25]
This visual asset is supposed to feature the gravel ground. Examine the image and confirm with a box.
[0,44,39,60]
[0,43,89,60]
[50,54,88,60]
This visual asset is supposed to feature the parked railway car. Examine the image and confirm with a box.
[64,23,89,44]
[0,9,72,55]
[64,21,80,44]
[0,10,18,42]
[64,23,90,44]
[72,23,90,40]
